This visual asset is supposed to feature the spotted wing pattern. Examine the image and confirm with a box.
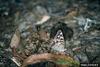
[51,30,66,53]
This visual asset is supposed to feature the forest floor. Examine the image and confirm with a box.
[0,0,100,67]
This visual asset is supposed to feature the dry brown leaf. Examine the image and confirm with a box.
[38,30,50,41]
[21,53,73,67]
[66,10,78,20]
[10,29,20,48]
[21,53,52,67]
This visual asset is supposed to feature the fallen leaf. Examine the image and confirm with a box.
[38,30,50,41]
[10,29,20,48]
[72,47,81,51]
[21,53,79,67]
[36,15,50,25]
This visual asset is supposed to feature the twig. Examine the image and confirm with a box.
[11,57,21,67]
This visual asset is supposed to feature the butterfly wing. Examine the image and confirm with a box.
[51,30,66,53]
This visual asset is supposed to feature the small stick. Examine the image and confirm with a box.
[11,57,21,67]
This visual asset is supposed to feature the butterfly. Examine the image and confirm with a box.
[50,30,66,53]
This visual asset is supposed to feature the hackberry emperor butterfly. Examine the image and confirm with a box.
[51,30,66,53]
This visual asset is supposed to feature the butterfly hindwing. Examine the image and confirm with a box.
[51,30,66,53]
